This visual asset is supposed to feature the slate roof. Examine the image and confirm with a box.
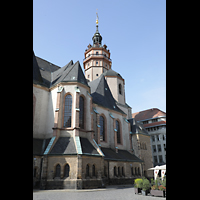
[48,137,77,155]
[51,61,89,87]
[80,137,100,156]
[33,51,89,88]
[33,138,51,155]
[88,74,125,114]
[33,51,45,86]
[128,118,149,136]
[35,55,60,88]
[101,147,143,162]
[103,69,123,79]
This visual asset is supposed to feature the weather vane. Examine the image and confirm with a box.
[96,9,99,25]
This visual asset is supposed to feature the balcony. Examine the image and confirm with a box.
[83,54,112,62]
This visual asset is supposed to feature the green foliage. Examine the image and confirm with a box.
[151,177,166,191]
[159,185,166,191]
[142,178,150,191]
[162,177,166,187]
[134,178,143,188]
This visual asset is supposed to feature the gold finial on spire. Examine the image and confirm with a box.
[96,9,99,25]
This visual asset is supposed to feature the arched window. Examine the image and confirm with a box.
[135,167,137,175]
[92,165,95,177]
[79,96,84,129]
[114,166,117,177]
[116,120,121,144]
[100,116,105,141]
[55,164,61,178]
[104,166,107,177]
[86,164,89,177]
[64,94,72,127]
[131,167,134,176]
[119,84,122,94]
[118,167,120,177]
[64,164,70,178]
[122,167,125,176]
[138,167,140,176]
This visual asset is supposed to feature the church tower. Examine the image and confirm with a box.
[83,13,112,82]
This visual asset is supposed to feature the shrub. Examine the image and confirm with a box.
[142,178,150,191]
[134,178,143,188]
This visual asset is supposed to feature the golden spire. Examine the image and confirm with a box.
[96,9,99,25]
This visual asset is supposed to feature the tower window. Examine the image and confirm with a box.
[96,74,98,76]
[96,51,99,55]
[96,61,98,65]
[119,84,122,95]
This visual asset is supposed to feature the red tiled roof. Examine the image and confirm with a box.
[143,121,166,128]
[132,108,166,121]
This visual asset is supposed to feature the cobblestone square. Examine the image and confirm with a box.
[33,185,166,200]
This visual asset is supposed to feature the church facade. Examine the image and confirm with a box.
[33,20,153,189]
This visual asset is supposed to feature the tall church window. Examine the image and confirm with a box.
[79,96,84,129]
[116,120,121,144]
[119,84,122,95]
[55,164,61,178]
[64,164,70,178]
[64,94,72,127]
[100,116,105,141]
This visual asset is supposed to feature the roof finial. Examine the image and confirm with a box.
[96,9,99,25]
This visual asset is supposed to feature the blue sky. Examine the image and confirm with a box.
[33,0,166,113]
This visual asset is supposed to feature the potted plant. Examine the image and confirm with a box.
[134,178,143,194]
[150,177,166,197]
[141,178,150,196]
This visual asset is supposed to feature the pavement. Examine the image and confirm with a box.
[33,185,166,200]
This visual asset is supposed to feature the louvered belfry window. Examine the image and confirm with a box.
[64,94,72,127]
[79,96,84,129]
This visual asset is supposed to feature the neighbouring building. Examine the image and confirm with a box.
[132,108,166,166]
[33,17,153,190]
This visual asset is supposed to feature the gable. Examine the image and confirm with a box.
[88,74,125,114]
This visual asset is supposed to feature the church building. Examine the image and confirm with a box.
[33,17,153,189]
